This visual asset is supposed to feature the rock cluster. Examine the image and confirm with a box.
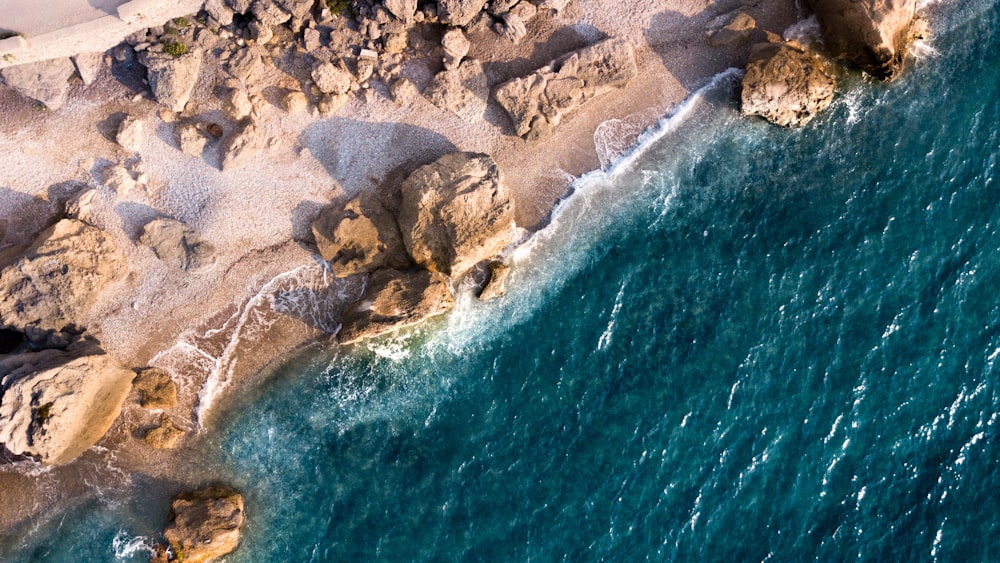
[155,487,245,563]
[495,38,638,141]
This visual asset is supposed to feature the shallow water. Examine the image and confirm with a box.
[3,1,1000,560]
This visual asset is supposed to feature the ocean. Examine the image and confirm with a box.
[3,1,999,560]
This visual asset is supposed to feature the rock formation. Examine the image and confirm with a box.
[437,0,488,26]
[139,218,218,274]
[478,261,510,301]
[0,58,76,110]
[740,41,837,128]
[159,487,244,563]
[116,115,146,151]
[707,11,757,48]
[143,417,184,449]
[338,269,454,344]
[0,343,134,465]
[805,0,918,81]
[397,152,516,277]
[138,48,203,112]
[0,219,126,346]
[424,59,489,123]
[495,38,638,141]
[441,28,470,71]
[132,367,179,410]
[221,119,267,170]
[311,194,412,277]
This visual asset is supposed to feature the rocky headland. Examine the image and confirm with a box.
[0,0,929,557]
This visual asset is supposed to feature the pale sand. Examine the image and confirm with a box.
[0,0,798,535]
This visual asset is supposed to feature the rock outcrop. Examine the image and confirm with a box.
[338,269,454,344]
[804,0,918,81]
[478,261,510,301]
[160,487,245,563]
[441,28,470,71]
[397,152,516,277]
[706,11,757,48]
[424,59,488,123]
[437,0,488,26]
[143,416,184,449]
[495,38,638,141]
[221,119,266,170]
[138,48,203,112]
[139,218,217,274]
[0,58,76,110]
[116,115,146,151]
[0,219,126,345]
[740,41,837,128]
[132,367,178,410]
[311,194,411,277]
[0,343,134,465]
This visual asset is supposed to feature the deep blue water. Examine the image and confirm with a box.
[3,1,999,561]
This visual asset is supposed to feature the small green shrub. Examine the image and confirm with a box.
[163,40,189,57]
[172,17,191,28]
[325,0,351,15]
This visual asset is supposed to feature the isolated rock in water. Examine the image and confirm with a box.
[221,119,266,170]
[495,38,637,141]
[338,269,454,344]
[0,58,76,110]
[311,62,352,95]
[805,0,917,80]
[72,52,104,85]
[478,261,510,301]
[174,122,211,157]
[132,367,178,409]
[116,116,146,151]
[311,195,412,277]
[138,48,203,112]
[442,28,470,70]
[0,346,134,465]
[162,487,244,563]
[437,0,488,26]
[139,218,217,273]
[143,417,184,449]
[398,152,516,277]
[0,219,125,344]
[741,41,837,128]
[424,59,488,123]
[707,11,756,47]
[385,0,417,22]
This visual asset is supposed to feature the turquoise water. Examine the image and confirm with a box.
[4,1,1000,560]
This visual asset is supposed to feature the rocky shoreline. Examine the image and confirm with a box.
[0,0,925,558]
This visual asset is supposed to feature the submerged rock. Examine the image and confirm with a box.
[139,218,217,274]
[0,344,134,465]
[143,416,184,449]
[740,41,837,128]
[804,0,918,81]
[311,194,412,277]
[398,152,516,278]
[0,58,76,110]
[161,487,245,563]
[138,48,203,112]
[338,268,454,344]
[495,38,637,141]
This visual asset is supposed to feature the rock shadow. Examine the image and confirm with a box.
[115,201,163,241]
[290,199,326,249]
[0,188,62,247]
[645,9,748,94]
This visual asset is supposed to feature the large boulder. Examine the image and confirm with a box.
[0,58,76,111]
[311,195,412,277]
[0,219,126,345]
[338,269,454,344]
[132,367,178,410]
[437,0,488,26]
[706,11,757,48]
[804,0,917,80]
[424,59,488,123]
[161,487,244,563]
[397,152,515,277]
[740,41,837,128]
[0,344,134,465]
[495,38,637,141]
[138,218,217,274]
[138,48,203,112]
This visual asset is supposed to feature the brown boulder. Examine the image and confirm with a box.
[311,195,411,277]
[132,367,178,410]
[162,487,244,563]
[139,218,217,274]
[338,269,454,344]
[424,59,489,123]
[397,152,515,278]
[804,0,918,80]
[143,417,184,449]
[741,41,837,128]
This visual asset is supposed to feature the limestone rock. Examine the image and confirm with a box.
[282,90,309,113]
[139,218,218,274]
[205,0,235,25]
[116,115,146,151]
[311,195,412,277]
[174,122,211,157]
[0,58,75,110]
[338,269,454,344]
[707,11,756,48]
[740,41,837,128]
[385,0,418,22]
[163,487,245,563]
[143,417,184,449]
[0,346,134,465]
[529,0,570,13]
[390,77,419,104]
[311,61,352,95]
[138,48,203,112]
[303,27,323,52]
[72,52,104,85]
[221,119,266,170]
[227,0,253,14]
[132,367,178,409]
[479,261,510,300]
[495,38,637,141]
[0,219,125,344]
[101,165,139,194]
[497,12,527,44]
[223,87,253,120]
[804,0,917,80]
[424,59,488,123]
[398,152,515,277]
[227,47,266,83]
[252,0,292,27]
[442,28,470,71]
[437,0,488,26]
